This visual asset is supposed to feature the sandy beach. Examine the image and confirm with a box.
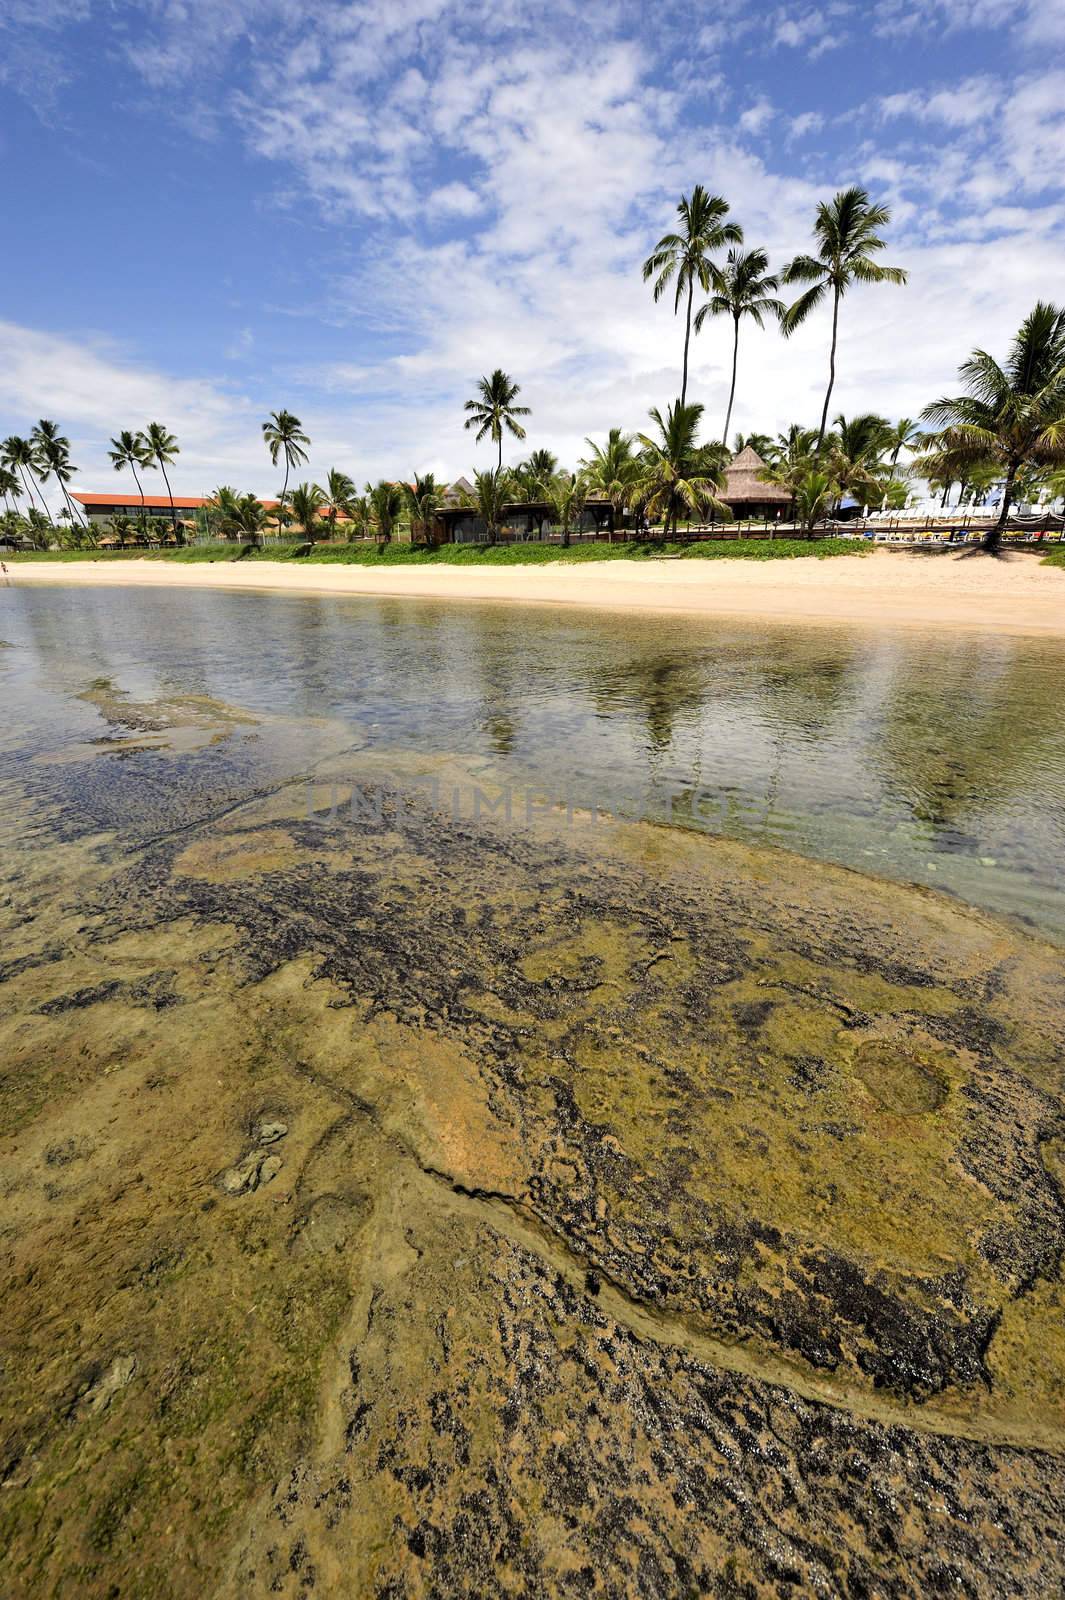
[6,548,1065,636]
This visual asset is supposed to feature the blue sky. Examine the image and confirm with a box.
[2,0,1063,500]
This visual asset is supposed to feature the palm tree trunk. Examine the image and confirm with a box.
[37,475,56,526]
[722,317,740,446]
[281,458,291,540]
[158,457,182,544]
[130,461,147,525]
[61,485,82,529]
[816,285,840,451]
[986,462,1018,552]
[18,466,41,514]
[497,429,502,472]
[680,278,694,407]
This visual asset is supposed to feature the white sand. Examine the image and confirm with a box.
[5,549,1065,636]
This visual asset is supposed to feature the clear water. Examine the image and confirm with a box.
[4,583,1065,940]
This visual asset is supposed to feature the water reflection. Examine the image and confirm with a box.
[3,585,1065,938]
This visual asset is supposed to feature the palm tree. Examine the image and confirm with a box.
[643,187,743,407]
[694,248,783,444]
[367,480,404,545]
[25,507,52,547]
[733,431,776,458]
[468,467,513,545]
[347,494,372,542]
[767,424,820,468]
[320,468,357,534]
[794,469,835,534]
[463,370,530,470]
[829,413,891,507]
[920,301,1065,550]
[107,430,151,523]
[225,494,271,542]
[0,466,22,516]
[262,411,310,531]
[580,428,639,528]
[110,513,137,546]
[781,187,907,450]
[2,436,48,520]
[31,420,84,528]
[541,471,589,549]
[403,473,443,546]
[139,423,182,543]
[521,448,557,483]
[289,481,325,539]
[631,401,732,539]
[884,418,922,475]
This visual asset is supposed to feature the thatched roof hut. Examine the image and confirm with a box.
[721,446,793,517]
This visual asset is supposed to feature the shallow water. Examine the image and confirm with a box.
[4,583,1065,937]
[3,584,1065,1596]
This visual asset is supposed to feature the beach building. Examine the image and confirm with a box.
[74,492,211,533]
[719,446,794,521]
[434,477,615,543]
[72,492,351,539]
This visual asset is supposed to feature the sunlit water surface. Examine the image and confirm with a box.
[3,583,1065,940]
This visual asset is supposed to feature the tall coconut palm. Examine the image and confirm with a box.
[643,187,743,408]
[579,428,639,525]
[463,370,530,470]
[403,473,443,546]
[920,301,1065,550]
[320,468,357,534]
[108,430,152,523]
[139,423,182,543]
[781,187,907,450]
[262,411,310,532]
[366,480,404,545]
[2,436,48,520]
[289,481,325,540]
[632,401,732,539]
[694,247,783,444]
[32,420,84,528]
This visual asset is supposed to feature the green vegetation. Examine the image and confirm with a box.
[642,185,742,407]
[3,187,1064,555]
[694,246,784,445]
[3,536,870,566]
[919,302,1065,549]
[463,369,530,470]
[780,186,908,448]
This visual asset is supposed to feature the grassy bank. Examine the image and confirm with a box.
[5,536,870,567]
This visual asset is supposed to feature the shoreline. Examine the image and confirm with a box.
[5,550,1065,636]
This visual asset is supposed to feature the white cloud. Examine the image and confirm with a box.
[771,4,849,55]
[874,0,1061,41]
[879,75,998,127]
[739,98,775,135]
